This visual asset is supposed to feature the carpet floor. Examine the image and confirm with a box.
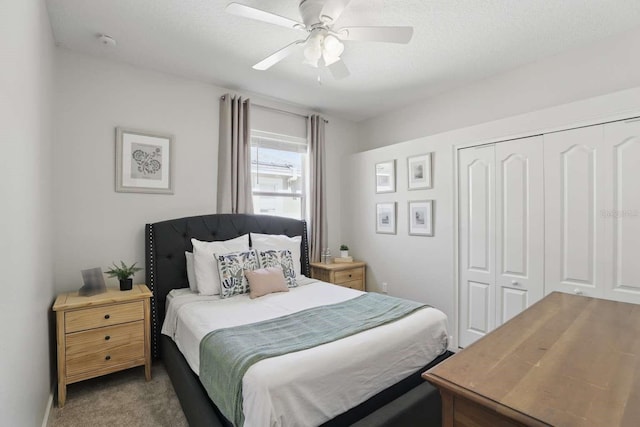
[49,363,188,427]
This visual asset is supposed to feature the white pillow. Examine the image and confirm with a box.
[185,252,197,292]
[191,235,250,295]
[250,233,302,277]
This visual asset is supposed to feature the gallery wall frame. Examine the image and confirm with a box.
[116,127,174,194]
[408,200,434,236]
[407,153,433,190]
[375,160,396,193]
[376,202,397,234]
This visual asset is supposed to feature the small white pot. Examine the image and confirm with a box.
[340,250,349,258]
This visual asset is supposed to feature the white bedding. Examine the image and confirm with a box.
[161,277,448,427]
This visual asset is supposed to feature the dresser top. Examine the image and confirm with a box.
[53,284,152,311]
[424,292,640,426]
[310,261,366,271]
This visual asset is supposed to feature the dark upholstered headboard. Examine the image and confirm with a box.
[145,214,310,359]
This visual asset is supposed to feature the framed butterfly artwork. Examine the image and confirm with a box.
[115,127,174,194]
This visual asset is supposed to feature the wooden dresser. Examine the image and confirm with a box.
[423,292,640,427]
[53,284,152,407]
[310,261,366,291]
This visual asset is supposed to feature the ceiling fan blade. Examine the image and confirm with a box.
[226,2,304,31]
[338,26,414,43]
[253,40,305,71]
[320,0,353,24]
[328,59,350,80]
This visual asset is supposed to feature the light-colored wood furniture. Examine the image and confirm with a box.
[53,284,152,407]
[423,292,640,427]
[310,261,366,291]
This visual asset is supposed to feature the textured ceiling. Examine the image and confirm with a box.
[46,0,640,121]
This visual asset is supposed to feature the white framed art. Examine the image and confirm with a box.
[408,200,434,236]
[376,202,397,234]
[407,153,433,190]
[116,127,174,194]
[375,160,396,193]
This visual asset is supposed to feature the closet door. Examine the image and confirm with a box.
[603,119,640,303]
[458,145,495,348]
[544,125,607,298]
[495,136,544,326]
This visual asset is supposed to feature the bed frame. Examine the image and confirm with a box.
[145,213,450,427]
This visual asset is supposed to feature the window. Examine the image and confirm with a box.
[250,130,308,220]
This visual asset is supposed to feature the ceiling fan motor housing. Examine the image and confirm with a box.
[299,0,333,27]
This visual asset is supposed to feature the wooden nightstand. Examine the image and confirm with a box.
[310,261,366,291]
[53,284,152,407]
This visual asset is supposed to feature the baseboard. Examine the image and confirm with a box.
[41,388,54,427]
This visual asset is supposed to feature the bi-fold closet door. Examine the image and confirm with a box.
[545,119,640,304]
[459,119,640,348]
[458,136,544,348]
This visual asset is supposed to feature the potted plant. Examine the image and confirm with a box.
[105,261,142,291]
[340,244,349,258]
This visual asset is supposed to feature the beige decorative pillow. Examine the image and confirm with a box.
[245,267,289,299]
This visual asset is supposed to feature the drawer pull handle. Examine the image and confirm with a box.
[348,274,352,278]
[105,355,111,361]
[105,335,111,341]
[104,314,110,319]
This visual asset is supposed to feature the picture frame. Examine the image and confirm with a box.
[116,127,174,194]
[376,202,397,234]
[375,160,396,193]
[408,200,434,236]
[407,153,433,190]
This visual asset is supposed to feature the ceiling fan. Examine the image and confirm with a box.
[226,0,414,80]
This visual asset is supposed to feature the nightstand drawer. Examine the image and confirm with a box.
[66,321,144,357]
[65,301,143,333]
[66,329,145,378]
[339,279,364,291]
[334,268,363,284]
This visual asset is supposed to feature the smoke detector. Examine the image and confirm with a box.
[97,34,117,47]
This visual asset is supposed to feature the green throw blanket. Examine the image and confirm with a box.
[199,293,427,426]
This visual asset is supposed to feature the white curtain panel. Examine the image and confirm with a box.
[218,94,254,214]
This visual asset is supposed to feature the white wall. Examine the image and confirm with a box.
[53,49,358,292]
[0,0,55,425]
[358,26,640,151]
[349,26,640,348]
[344,86,640,348]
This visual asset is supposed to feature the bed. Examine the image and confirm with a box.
[145,213,451,427]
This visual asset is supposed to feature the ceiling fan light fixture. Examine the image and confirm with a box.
[303,31,324,67]
[323,34,344,57]
[303,56,320,68]
[322,54,340,66]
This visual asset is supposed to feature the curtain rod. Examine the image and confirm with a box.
[220,95,328,123]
